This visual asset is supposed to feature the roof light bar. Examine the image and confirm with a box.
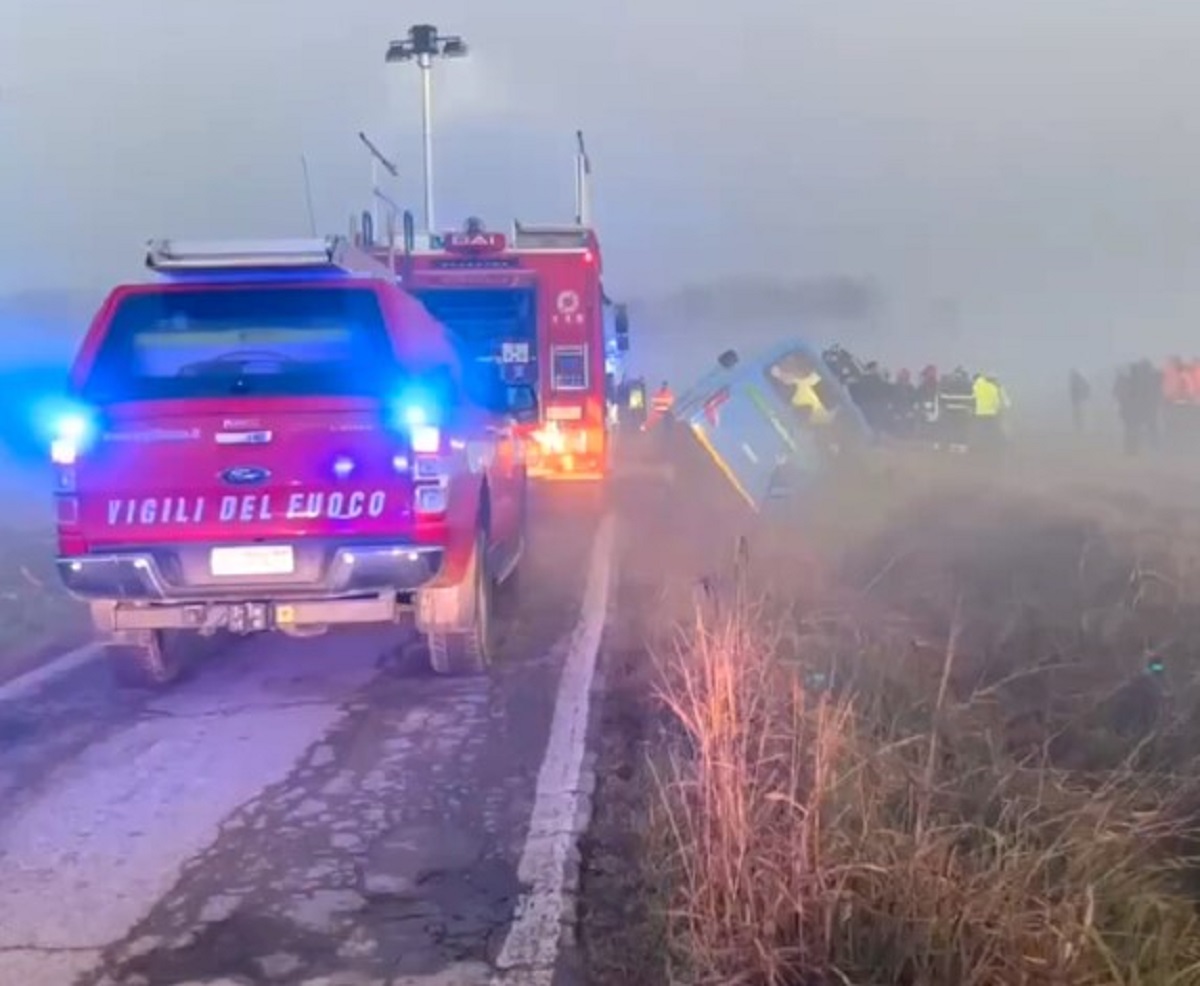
[145,236,395,279]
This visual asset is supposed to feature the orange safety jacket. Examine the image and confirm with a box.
[646,387,675,428]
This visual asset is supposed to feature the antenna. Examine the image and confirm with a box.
[358,131,401,247]
[575,130,593,228]
[299,154,318,236]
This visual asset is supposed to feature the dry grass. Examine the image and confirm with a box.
[650,467,1200,985]
[0,524,88,681]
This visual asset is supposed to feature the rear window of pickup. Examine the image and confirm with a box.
[81,285,400,402]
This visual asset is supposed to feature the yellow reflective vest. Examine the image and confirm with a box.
[789,373,833,425]
[973,376,1007,417]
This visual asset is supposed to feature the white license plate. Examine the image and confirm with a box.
[210,545,295,577]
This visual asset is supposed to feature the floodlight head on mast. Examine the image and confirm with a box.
[385,24,469,63]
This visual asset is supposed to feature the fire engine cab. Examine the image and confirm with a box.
[52,236,534,687]
[382,219,615,480]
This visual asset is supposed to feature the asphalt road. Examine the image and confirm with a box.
[0,487,611,986]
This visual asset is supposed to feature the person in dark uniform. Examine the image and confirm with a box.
[937,366,975,452]
[917,365,940,444]
[1069,368,1091,434]
[893,368,919,438]
[1115,361,1162,456]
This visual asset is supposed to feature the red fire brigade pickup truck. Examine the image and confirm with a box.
[52,237,534,687]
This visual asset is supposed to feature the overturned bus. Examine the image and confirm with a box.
[666,339,873,512]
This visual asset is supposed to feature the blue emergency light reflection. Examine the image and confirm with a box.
[387,391,441,452]
[56,413,91,443]
[388,392,435,432]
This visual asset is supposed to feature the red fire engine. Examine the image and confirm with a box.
[355,133,624,482]
[389,221,609,480]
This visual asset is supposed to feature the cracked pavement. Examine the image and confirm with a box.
[0,489,607,986]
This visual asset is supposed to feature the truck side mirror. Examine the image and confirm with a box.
[614,305,630,352]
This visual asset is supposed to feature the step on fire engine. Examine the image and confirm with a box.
[352,132,631,481]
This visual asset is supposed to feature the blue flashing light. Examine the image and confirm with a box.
[387,387,443,453]
[57,413,91,443]
[44,404,98,465]
[388,386,439,430]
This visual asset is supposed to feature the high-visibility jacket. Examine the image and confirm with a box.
[646,386,675,429]
[787,373,833,425]
[650,387,674,413]
[1187,364,1200,403]
[973,376,1006,417]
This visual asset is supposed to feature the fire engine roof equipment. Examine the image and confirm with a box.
[510,221,594,252]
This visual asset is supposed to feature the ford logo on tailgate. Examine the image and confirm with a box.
[221,466,271,486]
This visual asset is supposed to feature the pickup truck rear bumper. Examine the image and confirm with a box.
[58,543,446,633]
[57,542,444,603]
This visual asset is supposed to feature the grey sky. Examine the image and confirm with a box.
[3,1,1199,380]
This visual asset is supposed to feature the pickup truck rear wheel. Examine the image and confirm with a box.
[105,629,186,690]
[427,531,493,676]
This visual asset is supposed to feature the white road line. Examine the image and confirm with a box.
[492,512,616,986]
[0,642,99,703]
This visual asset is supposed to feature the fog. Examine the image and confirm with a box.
[3,0,1200,392]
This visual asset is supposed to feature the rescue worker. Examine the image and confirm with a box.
[1162,356,1186,441]
[1069,368,1091,434]
[626,377,647,432]
[822,344,859,386]
[1114,365,1137,455]
[936,366,974,452]
[1137,359,1164,449]
[645,380,675,431]
[972,372,1009,451]
[769,354,834,426]
[1163,357,1185,402]
[893,368,919,438]
[1115,360,1163,456]
[917,365,940,444]
[852,361,891,433]
[1188,358,1200,405]
[1185,357,1200,448]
